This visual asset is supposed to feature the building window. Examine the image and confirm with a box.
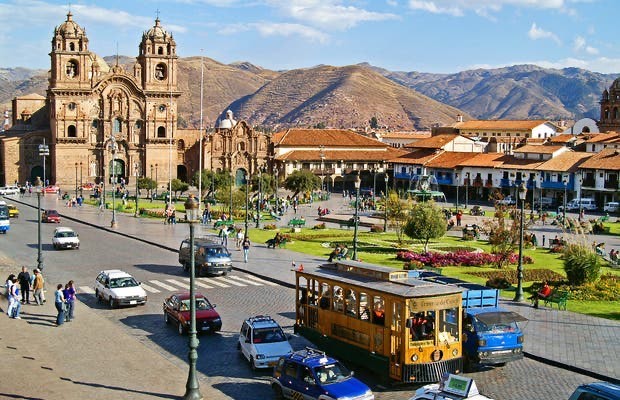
[67,125,77,137]
[614,108,619,120]
[69,42,75,51]
[177,139,185,150]
[134,120,142,130]
[65,60,78,78]
[158,46,164,55]
[113,118,122,133]
[157,126,166,138]
[92,119,98,128]
[604,109,610,119]
[155,63,167,81]
[67,102,76,111]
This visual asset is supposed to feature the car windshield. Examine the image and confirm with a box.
[474,319,518,333]
[313,361,352,384]
[109,277,139,288]
[56,231,76,238]
[47,210,59,216]
[207,248,229,257]
[252,327,286,343]
[180,298,212,311]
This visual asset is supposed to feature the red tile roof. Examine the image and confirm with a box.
[273,128,387,148]
[513,144,564,154]
[379,131,432,139]
[404,134,459,149]
[534,151,592,172]
[424,152,480,169]
[549,134,576,143]
[583,132,620,144]
[455,119,550,131]
[579,149,620,171]
[389,148,441,165]
[275,148,406,162]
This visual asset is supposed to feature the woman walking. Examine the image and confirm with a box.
[242,236,251,263]
[54,284,66,326]
[63,280,76,321]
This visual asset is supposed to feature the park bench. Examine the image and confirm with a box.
[288,218,306,228]
[214,219,235,229]
[269,211,281,221]
[339,218,356,229]
[266,237,288,248]
[543,290,569,310]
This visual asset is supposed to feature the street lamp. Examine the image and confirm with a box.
[319,145,325,195]
[229,170,233,218]
[539,174,544,216]
[531,173,536,219]
[134,162,140,218]
[244,171,249,238]
[79,161,83,196]
[383,174,389,232]
[74,162,78,198]
[256,166,263,228]
[513,183,527,302]
[182,195,202,400]
[155,164,159,197]
[274,169,279,212]
[577,172,583,221]
[562,178,567,223]
[108,134,118,228]
[465,172,469,209]
[352,175,361,261]
[455,172,459,212]
[34,177,44,271]
[372,169,377,208]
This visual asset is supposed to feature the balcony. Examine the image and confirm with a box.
[394,172,414,180]
[581,178,596,188]
[435,176,453,185]
[541,180,574,190]
[604,180,619,189]
[311,168,335,176]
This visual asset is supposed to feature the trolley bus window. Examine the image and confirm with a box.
[372,296,385,326]
[333,286,344,312]
[359,292,370,320]
[438,308,459,343]
[319,283,331,309]
[345,289,357,317]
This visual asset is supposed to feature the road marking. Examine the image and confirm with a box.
[140,283,161,293]
[228,276,262,286]
[201,278,230,288]
[242,274,278,286]
[166,279,189,289]
[180,278,213,289]
[215,277,246,287]
[79,286,94,294]
[149,280,177,291]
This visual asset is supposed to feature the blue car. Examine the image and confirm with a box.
[271,347,374,400]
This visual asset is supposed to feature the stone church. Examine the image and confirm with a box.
[0,12,270,188]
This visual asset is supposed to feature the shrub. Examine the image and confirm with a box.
[313,222,327,230]
[263,223,277,230]
[486,277,511,289]
[396,250,533,268]
[563,243,601,286]
[370,224,384,233]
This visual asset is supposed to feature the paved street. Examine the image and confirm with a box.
[0,192,618,400]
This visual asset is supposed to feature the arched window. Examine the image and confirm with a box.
[65,60,78,78]
[158,46,164,55]
[69,42,75,51]
[582,126,590,133]
[113,118,122,133]
[604,109,610,119]
[157,126,166,138]
[177,139,185,150]
[67,125,77,137]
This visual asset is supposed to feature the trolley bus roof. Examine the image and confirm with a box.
[298,263,463,298]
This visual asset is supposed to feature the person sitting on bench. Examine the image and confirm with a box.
[529,281,552,308]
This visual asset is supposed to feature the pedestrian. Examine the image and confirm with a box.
[218,226,229,248]
[32,269,45,305]
[17,266,31,304]
[456,210,462,227]
[6,275,21,318]
[580,209,585,222]
[236,228,244,250]
[54,284,66,326]
[63,280,76,322]
[242,236,251,263]
[541,213,547,225]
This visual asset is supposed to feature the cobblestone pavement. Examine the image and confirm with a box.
[1,192,619,400]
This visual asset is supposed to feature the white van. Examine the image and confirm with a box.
[562,198,597,211]
[604,202,619,213]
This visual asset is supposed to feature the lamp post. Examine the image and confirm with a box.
[79,161,83,196]
[372,169,377,208]
[383,174,389,232]
[108,134,118,228]
[319,145,325,195]
[229,170,233,218]
[352,175,361,261]
[182,195,202,400]
[134,162,140,218]
[514,183,527,302]
[465,172,469,209]
[274,169,279,212]
[577,172,583,221]
[539,174,544,216]
[155,164,159,197]
[256,166,263,228]
[35,177,44,271]
[244,171,249,238]
[563,179,567,223]
[74,162,78,198]
[455,172,459,212]
[531,173,536,219]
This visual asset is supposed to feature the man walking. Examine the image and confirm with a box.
[242,236,251,263]
[17,266,31,304]
[32,269,45,305]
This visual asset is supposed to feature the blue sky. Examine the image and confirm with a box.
[0,0,617,74]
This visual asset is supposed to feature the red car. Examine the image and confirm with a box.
[42,185,60,194]
[163,292,222,335]
[42,209,61,223]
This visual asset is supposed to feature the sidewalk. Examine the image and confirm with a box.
[6,193,620,383]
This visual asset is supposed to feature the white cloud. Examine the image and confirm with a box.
[573,35,598,55]
[528,23,561,44]
[218,22,328,42]
[407,0,568,16]
[386,0,399,6]
[266,0,399,30]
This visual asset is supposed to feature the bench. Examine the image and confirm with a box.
[339,219,355,229]
[266,237,288,248]
[543,291,569,310]
[288,218,306,228]
[214,220,235,229]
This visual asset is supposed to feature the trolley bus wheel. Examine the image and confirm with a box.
[272,384,284,400]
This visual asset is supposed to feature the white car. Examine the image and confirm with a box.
[496,195,516,205]
[52,227,80,250]
[0,186,19,195]
[94,270,147,308]
[237,315,293,370]
[603,202,619,213]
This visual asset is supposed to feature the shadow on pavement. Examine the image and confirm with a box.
[58,376,178,399]
[26,243,55,251]
[133,263,184,276]
[213,381,273,400]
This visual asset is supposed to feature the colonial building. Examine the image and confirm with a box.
[598,77,620,132]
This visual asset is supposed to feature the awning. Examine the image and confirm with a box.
[476,311,528,325]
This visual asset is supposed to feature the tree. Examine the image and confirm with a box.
[369,116,378,129]
[313,122,326,129]
[137,177,156,198]
[403,202,447,252]
[192,169,216,199]
[284,170,320,198]
[563,243,601,286]
[483,205,520,268]
[171,178,189,198]
[385,190,413,244]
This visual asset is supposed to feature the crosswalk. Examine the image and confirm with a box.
[79,273,278,295]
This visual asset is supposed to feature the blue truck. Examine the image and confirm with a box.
[411,271,527,371]
[0,201,10,234]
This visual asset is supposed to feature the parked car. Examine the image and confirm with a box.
[603,202,619,213]
[41,209,61,223]
[271,347,374,400]
[496,195,516,205]
[238,315,293,370]
[568,381,620,400]
[52,227,79,250]
[42,185,60,194]
[178,237,233,276]
[163,292,222,335]
[534,197,556,210]
[7,204,19,218]
[559,198,597,212]
[0,186,20,195]
[94,270,147,308]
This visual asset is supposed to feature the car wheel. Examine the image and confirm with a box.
[183,262,190,272]
[109,296,115,309]
[250,356,257,371]
[236,341,241,350]
[164,312,170,325]
[178,322,185,335]
[222,271,228,276]
[95,289,101,302]
[272,384,284,400]
[53,244,58,250]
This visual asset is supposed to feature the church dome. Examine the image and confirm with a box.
[219,119,233,129]
[143,18,168,41]
[56,12,85,37]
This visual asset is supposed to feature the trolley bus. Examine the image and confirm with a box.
[294,260,464,383]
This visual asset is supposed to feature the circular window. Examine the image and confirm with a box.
[68,102,76,111]
[158,104,166,112]
[155,63,167,81]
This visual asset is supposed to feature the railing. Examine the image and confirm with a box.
[604,180,618,189]
[541,180,574,190]
[581,178,596,188]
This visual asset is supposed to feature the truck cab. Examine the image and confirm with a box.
[0,201,10,233]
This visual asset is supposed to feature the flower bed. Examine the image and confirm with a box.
[397,250,533,268]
